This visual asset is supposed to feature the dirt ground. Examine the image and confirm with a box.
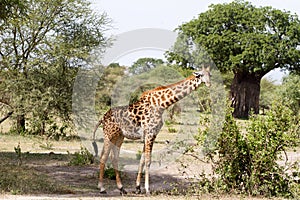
[1,133,299,200]
[0,134,205,199]
[0,150,211,199]
[0,195,281,200]
[0,157,213,200]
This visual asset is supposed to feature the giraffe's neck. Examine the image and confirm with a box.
[141,75,202,108]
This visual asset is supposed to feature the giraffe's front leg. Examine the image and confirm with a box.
[144,136,155,196]
[144,152,151,196]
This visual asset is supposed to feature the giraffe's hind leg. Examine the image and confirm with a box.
[98,138,112,194]
[111,134,127,194]
[135,145,145,194]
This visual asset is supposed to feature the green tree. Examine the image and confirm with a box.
[278,73,300,115]
[95,64,126,113]
[128,57,164,75]
[259,78,278,114]
[0,0,26,20]
[166,0,300,118]
[0,0,111,134]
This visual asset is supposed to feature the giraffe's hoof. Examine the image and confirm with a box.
[135,186,141,194]
[119,187,127,195]
[146,191,151,196]
[99,189,107,194]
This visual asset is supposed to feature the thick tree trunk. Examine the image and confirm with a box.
[16,114,25,133]
[230,72,261,118]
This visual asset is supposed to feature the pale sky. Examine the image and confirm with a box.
[89,0,300,83]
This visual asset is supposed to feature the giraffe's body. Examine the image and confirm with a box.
[94,68,211,195]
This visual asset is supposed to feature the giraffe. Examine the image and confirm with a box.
[93,67,211,195]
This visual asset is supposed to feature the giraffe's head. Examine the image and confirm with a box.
[193,67,211,87]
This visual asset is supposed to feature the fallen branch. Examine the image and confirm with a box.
[184,152,209,163]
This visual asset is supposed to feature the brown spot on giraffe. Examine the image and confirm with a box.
[93,67,211,195]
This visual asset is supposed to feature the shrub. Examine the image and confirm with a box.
[103,163,125,180]
[69,147,94,166]
[213,107,250,193]
[104,164,117,180]
[136,150,142,160]
[278,73,300,115]
[168,127,178,133]
[195,101,300,197]
[245,101,299,196]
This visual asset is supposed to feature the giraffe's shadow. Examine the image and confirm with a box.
[3,151,193,197]
[100,166,192,196]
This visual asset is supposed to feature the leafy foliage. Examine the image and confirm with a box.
[244,102,299,196]
[128,83,157,105]
[166,0,300,118]
[128,57,164,75]
[196,101,300,197]
[278,73,300,115]
[68,146,94,166]
[259,78,278,113]
[0,0,26,20]
[95,64,126,113]
[170,0,300,74]
[0,0,111,135]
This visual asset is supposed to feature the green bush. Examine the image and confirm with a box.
[68,147,94,166]
[136,150,142,160]
[104,164,116,180]
[213,107,250,193]
[168,127,178,133]
[196,101,300,197]
[245,101,299,196]
[278,73,300,115]
[259,78,278,113]
[103,163,124,180]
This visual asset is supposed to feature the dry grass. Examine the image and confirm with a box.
[0,134,82,153]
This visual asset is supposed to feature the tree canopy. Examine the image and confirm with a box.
[278,73,300,115]
[0,0,26,20]
[172,0,300,74]
[128,57,164,75]
[166,0,300,118]
[0,0,111,135]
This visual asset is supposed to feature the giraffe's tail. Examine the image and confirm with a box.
[92,119,103,157]
[93,119,103,141]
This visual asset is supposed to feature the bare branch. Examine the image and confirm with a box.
[0,111,13,124]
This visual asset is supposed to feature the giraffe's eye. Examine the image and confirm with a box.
[193,72,203,77]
